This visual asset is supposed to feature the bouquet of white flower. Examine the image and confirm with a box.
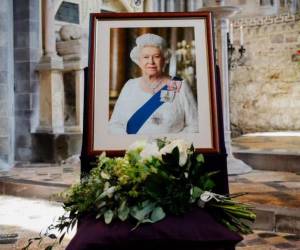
[23,138,255,250]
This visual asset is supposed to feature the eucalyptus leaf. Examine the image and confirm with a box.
[118,207,129,221]
[141,218,154,224]
[97,186,116,200]
[104,210,114,224]
[96,201,106,209]
[130,201,156,221]
[96,212,102,219]
[118,201,130,221]
[150,207,165,222]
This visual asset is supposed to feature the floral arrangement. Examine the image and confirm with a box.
[23,138,255,250]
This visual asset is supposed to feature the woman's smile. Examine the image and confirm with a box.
[139,46,165,77]
[147,66,157,70]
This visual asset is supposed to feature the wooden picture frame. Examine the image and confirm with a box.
[86,12,220,157]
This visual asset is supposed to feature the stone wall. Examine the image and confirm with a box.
[13,0,40,161]
[0,0,14,167]
[230,14,300,136]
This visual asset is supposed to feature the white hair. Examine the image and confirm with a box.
[130,33,171,66]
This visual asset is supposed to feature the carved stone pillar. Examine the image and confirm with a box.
[43,0,55,57]
[39,0,63,67]
[36,0,64,133]
[56,24,88,133]
[39,71,64,133]
[199,5,252,175]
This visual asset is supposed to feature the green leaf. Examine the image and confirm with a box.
[196,154,204,163]
[191,186,202,199]
[96,212,103,219]
[104,210,114,224]
[127,150,142,164]
[156,138,167,150]
[96,201,106,209]
[203,179,215,190]
[207,171,220,177]
[97,186,116,200]
[130,201,156,221]
[118,201,130,221]
[150,207,165,222]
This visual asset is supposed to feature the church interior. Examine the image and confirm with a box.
[0,0,300,249]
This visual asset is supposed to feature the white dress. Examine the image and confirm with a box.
[109,77,198,134]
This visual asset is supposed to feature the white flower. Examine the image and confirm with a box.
[199,191,225,203]
[184,172,189,178]
[128,140,147,151]
[140,142,160,160]
[200,191,214,202]
[159,139,191,166]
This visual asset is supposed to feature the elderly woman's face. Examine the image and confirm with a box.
[138,46,165,77]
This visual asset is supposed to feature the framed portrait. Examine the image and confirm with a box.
[86,12,220,156]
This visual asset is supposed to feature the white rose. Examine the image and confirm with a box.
[159,139,191,166]
[140,142,160,160]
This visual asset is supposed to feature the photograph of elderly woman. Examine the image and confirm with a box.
[108,27,198,135]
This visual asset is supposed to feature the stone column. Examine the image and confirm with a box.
[160,0,165,11]
[187,0,203,11]
[0,0,14,169]
[38,72,64,133]
[216,18,232,155]
[165,0,185,11]
[178,0,186,11]
[40,0,63,65]
[151,0,160,11]
[204,5,252,175]
[56,24,88,133]
[13,0,40,162]
[36,0,64,133]
[166,0,175,11]
[43,0,56,57]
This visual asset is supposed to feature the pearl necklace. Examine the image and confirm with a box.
[143,79,162,94]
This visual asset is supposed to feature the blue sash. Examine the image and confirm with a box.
[126,85,168,134]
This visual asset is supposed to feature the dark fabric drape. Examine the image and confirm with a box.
[66,208,241,250]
